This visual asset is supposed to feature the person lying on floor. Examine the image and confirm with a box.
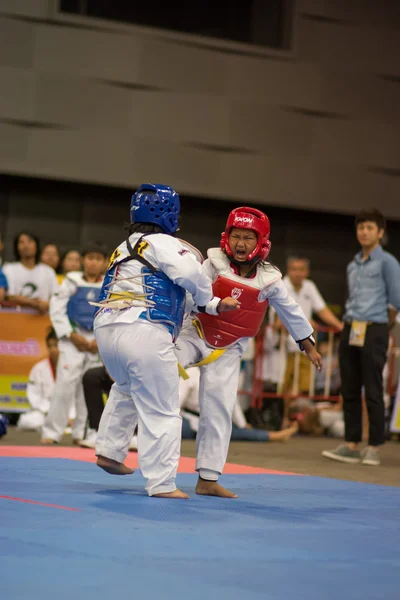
[289,396,344,438]
[180,367,298,442]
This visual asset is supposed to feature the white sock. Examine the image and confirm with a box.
[199,468,219,482]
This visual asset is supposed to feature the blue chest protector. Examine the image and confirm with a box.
[67,285,101,331]
[138,267,185,340]
[101,234,186,341]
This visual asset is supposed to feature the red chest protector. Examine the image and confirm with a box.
[197,275,268,348]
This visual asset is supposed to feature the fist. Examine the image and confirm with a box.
[218,297,240,313]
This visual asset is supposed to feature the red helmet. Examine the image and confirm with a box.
[220,206,271,263]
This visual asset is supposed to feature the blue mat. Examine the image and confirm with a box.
[1,458,399,600]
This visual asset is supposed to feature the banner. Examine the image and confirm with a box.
[0,308,51,413]
[390,378,400,433]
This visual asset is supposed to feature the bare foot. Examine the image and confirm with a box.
[269,422,299,443]
[195,478,238,498]
[72,438,82,445]
[152,489,189,499]
[40,438,57,445]
[96,455,135,475]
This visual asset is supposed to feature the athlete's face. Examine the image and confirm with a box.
[228,228,258,262]
[83,252,105,279]
[18,234,37,260]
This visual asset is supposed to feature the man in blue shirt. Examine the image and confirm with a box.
[323,209,400,466]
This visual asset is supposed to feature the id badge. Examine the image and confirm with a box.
[349,321,367,347]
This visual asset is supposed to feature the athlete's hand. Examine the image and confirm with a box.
[88,339,98,354]
[70,332,90,352]
[218,297,240,313]
[305,346,323,371]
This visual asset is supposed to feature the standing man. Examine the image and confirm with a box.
[278,257,343,428]
[323,210,400,466]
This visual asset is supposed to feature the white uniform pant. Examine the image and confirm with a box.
[319,409,345,438]
[175,325,242,476]
[42,334,100,442]
[95,321,182,497]
[18,410,45,431]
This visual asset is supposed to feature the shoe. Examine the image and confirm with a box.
[80,429,97,449]
[128,434,138,452]
[361,446,380,466]
[322,444,361,464]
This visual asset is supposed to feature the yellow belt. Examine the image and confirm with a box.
[178,318,226,379]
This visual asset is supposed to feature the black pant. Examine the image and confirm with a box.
[339,323,388,446]
[82,366,113,431]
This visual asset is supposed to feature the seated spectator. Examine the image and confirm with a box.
[3,232,59,313]
[17,329,59,431]
[180,368,298,442]
[0,265,7,303]
[80,365,137,451]
[41,243,61,272]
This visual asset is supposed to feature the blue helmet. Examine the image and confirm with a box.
[130,184,180,234]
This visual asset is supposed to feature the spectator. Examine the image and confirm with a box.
[277,257,343,428]
[290,399,344,438]
[3,232,58,313]
[60,249,82,276]
[17,329,59,431]
[0,265,7,303]
[40,243,61,272]
[323,209,400,466]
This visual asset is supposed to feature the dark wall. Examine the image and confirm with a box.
[1,175,400,310]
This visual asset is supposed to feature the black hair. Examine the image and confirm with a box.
[46,328,58,344]
[81,242,108,258]
[125,222,165,235]
[13,231,41,263]
[355,209,386,231]
[286,256,310,268]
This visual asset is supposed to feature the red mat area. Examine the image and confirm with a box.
[0,446,296,475]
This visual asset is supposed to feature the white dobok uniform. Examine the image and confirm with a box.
[17,358,55,430]
[175,248,314,480]
[94,233,217,497]
[42,271,103,442]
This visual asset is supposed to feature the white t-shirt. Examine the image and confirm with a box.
[3,262,59,301]
[282,276,326,352]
